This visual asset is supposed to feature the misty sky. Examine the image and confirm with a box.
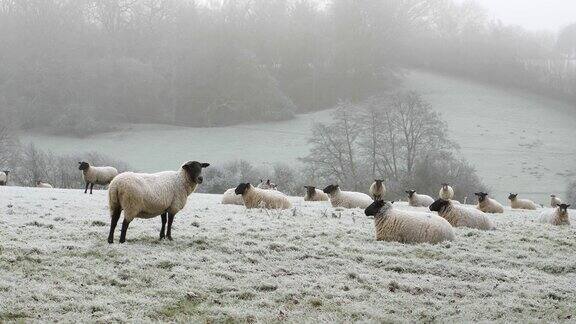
[456,0,576,31]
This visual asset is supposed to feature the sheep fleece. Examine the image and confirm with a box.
[409,193,434,207]
[477,198,504,214]
[304,189,329,202]
[221,188,245,205]
[83,166,118,185]
[373,209,455,244]
[328,190,373,209]
[439,204,495,230]
[242,186,291,210]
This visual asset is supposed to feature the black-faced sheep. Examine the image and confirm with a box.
[221,188,245,205]
[304,186,329,202]
[475,192,504,214]
[235,183,291,209]
[364,200,455,244]
[405,190,434,207]
[430,199,495,230]
[107,161,209,243]
[78,161,119,194]
[323,184,373,209]
[539,204,571,226]
[508,193,538,210]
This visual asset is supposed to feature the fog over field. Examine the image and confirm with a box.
[1,0,576,322]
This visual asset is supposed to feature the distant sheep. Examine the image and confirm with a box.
[430,199,495,230]
[235,183,291,210]
[539,204,571,226]
[475,192,504,214]
[257,179,277,190]
[107,161,209,243]
[550,195,562,208]
[323,184,373,209]
[369,179,386,200]
[439,183,454,200]
[508,193,538,210]
[405,190,434,207]
[36,181,53,188]
[304,186,329,202]
[78,161,118,194]
[0,170,9,186]
[364,200,455,244]
[221,188,245,205]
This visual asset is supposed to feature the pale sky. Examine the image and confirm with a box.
[456,0,576,32]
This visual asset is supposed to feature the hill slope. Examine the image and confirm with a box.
[22,70,576,203]
[1,187,575,322]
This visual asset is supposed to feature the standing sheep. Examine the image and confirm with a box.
[429,199,495,230]
[508,193,538,210]
[78,161,119,194]
[36,181,53,188]
[107,161,209,243]
[475,192,504,214]
[405,190,434,207]
[550,195,562,208]
[323,184,373,209]
[221,188,245,205]
[304,186,329,202]
[364,200,455,244]
[234,183,291,209]
[369,179,386,201]
[539,204,571,226]
[439,183,454,200]
[0,170,9,186]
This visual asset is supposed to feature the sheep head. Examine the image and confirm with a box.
[182,161,209,184]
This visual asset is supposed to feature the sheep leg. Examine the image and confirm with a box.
[166,213,175,241]
[159,212,167,240]
[90,183,94,194]
[108,209,121,244]
[84,183,89,194]
[119,219,131,244]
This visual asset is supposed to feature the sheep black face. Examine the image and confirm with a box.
[305,186,316,197]
[365,200,393,217]
[323,184,339,194]
[559,204,571,213]
[508,193,518,200]
[235,183,251,195]
[429,199,450,212]
[182,161,209,184]
[475,192,488,202]
[78,161,90,171]
[441,183,450,189]
[374,179,384,188]
[405,190,416,198]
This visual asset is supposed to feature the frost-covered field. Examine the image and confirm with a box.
[1,186,575,322]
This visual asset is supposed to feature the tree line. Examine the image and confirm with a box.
[1,0,574,135]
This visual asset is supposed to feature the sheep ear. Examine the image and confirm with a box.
[201,163,210,168]
[567,205,571,208]
[390,201,394,204]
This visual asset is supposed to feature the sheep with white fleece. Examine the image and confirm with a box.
[550,195,562,208]
[540,204,571,226]
[78,161,118,194]
[364,200,455,244]
[508,193,538,210]
[430,199,495,230]
[0,170,9,186]
[369,179,386,201]
[36,181,53,188]
[235,183,291,210]
[323,184,373,209]
[107,161,209,243]
[221,188,245,205]
[475,192,504,214]
[304,186,329,202]
[405,190,434,207]
[439,183,454,200]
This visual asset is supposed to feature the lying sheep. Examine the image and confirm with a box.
[78,161,119,194]
[430,199,495,230]
[364,200,455,244]
[0,170,9,186]
[439,183,454,200]
[540,204,571,226]
[257,179,277,190]
[304,186,329,202]
[475,192,504,214]
[323,184,373,209]
[550,195,562,208]
[107,161,209,243]
[36,181,53,188]
[508,193,538,210]
[405,190,434,207]
[235,183,291,210]
[369,179,386,200]
[221,188,245,205]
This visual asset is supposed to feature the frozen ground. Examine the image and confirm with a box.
[22,70,576,203]
[1,186,575,322]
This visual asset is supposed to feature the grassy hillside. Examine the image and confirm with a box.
[1,187,575,322]
[22,70,576,203]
